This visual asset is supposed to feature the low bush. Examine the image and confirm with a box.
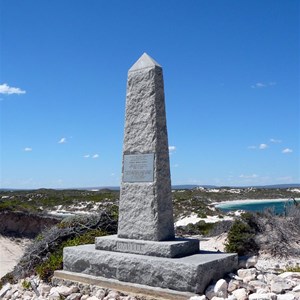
[225,216,259,255]
[0,210,117,286]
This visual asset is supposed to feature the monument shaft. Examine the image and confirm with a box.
[118,53,175,241]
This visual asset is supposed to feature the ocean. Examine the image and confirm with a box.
[216,198,300,214]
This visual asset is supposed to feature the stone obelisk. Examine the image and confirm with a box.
[117,53,175,241]
[61,54,237,295]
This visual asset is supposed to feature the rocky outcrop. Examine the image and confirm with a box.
[0,211,60,237]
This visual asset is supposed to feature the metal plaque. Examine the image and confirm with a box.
[123,153,154,182]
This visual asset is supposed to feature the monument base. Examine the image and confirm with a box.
[53,270,196,300]
[95,235,199,258]
[63,244,237,294]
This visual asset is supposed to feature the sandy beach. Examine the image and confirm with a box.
[214,198,299,207]
[0,235,32,278]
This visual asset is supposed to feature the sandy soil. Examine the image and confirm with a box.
[0,235,32,278]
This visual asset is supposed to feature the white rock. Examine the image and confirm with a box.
[66,293,82,300]
[56,285,79,297]
[271,280,294,293]
[277,294,295,300]
[38,283,51,296]
[256,288,271,294]
[214,279,228,298]
[227,295,237,300]
[23,290,34,297]
[237,268,257,279]
[189,296,207,300]
[81,295,89,300]
[211,297,225,300]
[265,274,278,284]
[104,290,120,300]
[228,273,243,281]
[49,290,61,300]
[246,256,258,268]
[206,284,216,300]
[279,273,300,280]
[94,288,106,299]
[0,283,11,298]
[87,297,101,300]
[243,274,256,283]
[232,288,247,300]
[249,280,268,290]
[292,284,300,292]
[249,293,274,300]
[257,275,266,282]
[228,280,240,292]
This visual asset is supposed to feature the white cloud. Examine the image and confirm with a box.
[247,145,257,149]
[259,143,268,150]
[83,154,90,158]
[92,154,99,159]
[24,147,32,152]
[169,146,176,153]
[0,83,26,95]
[58,137,67,144]
[270,138,282,143]
[239,174,258,179]
[282,148,293,154]
[251,82,276,89]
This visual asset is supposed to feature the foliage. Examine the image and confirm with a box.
[225,213,259,256]
[254,205,300,258]
[0,210,117,286]
[0,188,120,213]
[176,220,216,236]
[285,265,300,272]
[36,228,105,282]
[21,279,31,289]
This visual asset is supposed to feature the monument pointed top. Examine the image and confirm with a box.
[129,53,162,72]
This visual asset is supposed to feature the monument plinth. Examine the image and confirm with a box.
[59,53,238,296]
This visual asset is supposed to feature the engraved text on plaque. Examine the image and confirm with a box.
[123,153,154,182]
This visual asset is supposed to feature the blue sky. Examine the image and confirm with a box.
[0,0,299,189]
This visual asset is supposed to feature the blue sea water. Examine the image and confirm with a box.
[216,199,300,214]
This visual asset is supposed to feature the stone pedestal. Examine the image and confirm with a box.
[63,244,237,294]
[95,235,199,258]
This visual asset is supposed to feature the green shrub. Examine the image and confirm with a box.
[21,279,31,289]
[36,228,105,282]
[225,215,259,255]
[285,265,300,272]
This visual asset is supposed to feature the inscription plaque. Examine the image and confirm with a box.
[123,153,154,182]
[116,241,145,253]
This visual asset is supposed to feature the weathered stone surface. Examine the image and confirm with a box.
[237,268,257,279]
[228,280,240,292]
[189,295,207,300]
[66,293,82,300]
[95,235,199,258]
[249,280,268,290]
[63,244,237,294]
[0,283,11,298]
[271,279,294,293]
[248,293,275,300]
[214,279,228,298]
[293,284,300,292]
[232,288,247,300]
[205,284,216,300]
[277,294,295,300]
[118,53,174,241]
